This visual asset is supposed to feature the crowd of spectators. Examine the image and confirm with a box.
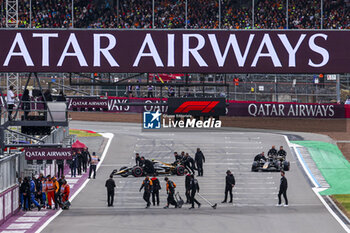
[1,0,349,29]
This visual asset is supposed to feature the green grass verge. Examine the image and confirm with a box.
[332,195,350,219]
[69,129,101,137]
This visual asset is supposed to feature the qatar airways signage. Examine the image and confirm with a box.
[25,148,72,160]
[227,102,345,118]
[0,29,349,73]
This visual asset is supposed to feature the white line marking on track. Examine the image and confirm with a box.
[15,217,41,222]
[36,133,114,233]
[7,223,34,230]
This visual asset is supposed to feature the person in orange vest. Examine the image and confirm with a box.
[60,180,70,204]
[42,176,47,208]
[164,177,177,209]
[89,152,100,179]
[53,177,60,209]
[45,175,55,209]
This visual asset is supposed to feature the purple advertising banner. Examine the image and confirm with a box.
[0,29,350,73]
[227,101,345,118]
[25,148,72,160]
[67,97,347,118]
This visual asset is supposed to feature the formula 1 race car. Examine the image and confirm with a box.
[251,156,290,172]
[111,160,186,177]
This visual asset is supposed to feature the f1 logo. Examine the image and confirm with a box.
[174,101,220,113]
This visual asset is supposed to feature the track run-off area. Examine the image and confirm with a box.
[42,121,346,233]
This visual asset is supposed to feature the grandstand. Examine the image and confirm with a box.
[0,0,349,103]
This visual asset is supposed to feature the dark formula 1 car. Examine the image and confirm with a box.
[251,156,290,172]
[111,160,186,177]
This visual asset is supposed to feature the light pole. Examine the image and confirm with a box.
[29,0,32,28]
[152,0,155,28]
[286,0,288,29]
[72,0,74,28]
[252,0,254,29]
[219,0,221,29]
[321,0,323,29]
[185,0,188,29]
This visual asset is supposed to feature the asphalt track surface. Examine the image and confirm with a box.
[43,121,346,233]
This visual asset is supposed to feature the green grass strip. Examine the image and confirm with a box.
[69,129,101,138]
[292,141,350,195]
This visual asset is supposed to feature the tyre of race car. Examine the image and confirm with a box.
[283,161,290,171]
[176,165,185,176]
[132,166,143,177]
[251,162,258,171]
[274,161,280,170]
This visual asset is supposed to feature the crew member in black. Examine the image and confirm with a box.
[105,175,116,207]
[164,177,177,209]
[222,170,235,203]
[277,146,287,158]
[195,148,205,176]
[268,146,277,158]
[254,152,267,161]
[57,159,64,178]
[141,157,155,175]
[183,153,196,174]
[140,176,153,208]
[185,170,192,204]
[82,147,90,173]
[180,151,185,160]
[135,153,143,166]
[77,149,83,175]
[277,170,288,207]
[21,177,30,211]
[189,174,201,209]
[151,174,161,206]
[174,152,182,162]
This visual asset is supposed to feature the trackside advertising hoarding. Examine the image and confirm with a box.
[25,148,72,160]
[167,98,226,116]
[67,97,348,118]
[0,29,350,73]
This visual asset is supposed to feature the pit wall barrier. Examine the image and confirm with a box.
[67,97,350,118]
[0,185,19,226]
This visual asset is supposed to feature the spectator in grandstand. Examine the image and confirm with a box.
[127,85,133,97]
[7,85,17,121]
[12,0,350,30]
[135,81,141,97]
[21,89,31,120]
[57,90,67,102]
[147,85,154,98]
[345,96,350,104]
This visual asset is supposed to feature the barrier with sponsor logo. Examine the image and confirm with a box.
[167,98,226,116]
[0,185,19,226]
[0,30,350,74]
[24,148,72,160]
[227,101,346,118]
[67,97,350,118]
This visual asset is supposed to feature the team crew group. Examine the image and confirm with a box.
[106,146,288,209]
[19,148,101,211]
